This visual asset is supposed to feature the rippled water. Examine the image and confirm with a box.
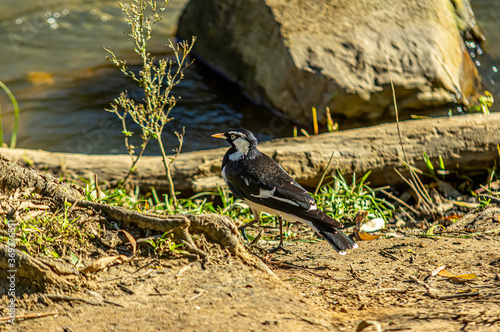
[0,0,498,154]
[0,0,290,154]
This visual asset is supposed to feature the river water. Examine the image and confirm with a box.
[0,0,498,154]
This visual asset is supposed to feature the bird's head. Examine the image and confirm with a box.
[212,129,258,156]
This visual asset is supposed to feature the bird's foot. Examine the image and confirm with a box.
[268,243,291,254]
[238,219,259,241]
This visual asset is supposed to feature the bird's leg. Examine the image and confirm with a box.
[239,208,261,241]
[268,215,291,254]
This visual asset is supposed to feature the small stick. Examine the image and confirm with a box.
[97,276,123,283]
[409,275,439,299]
[439,292,480,300]
[103,299,124,307]
[176,262,195,277]
[399,207,418,226]
[187,290,207,301]
[350,264,367,283]
[371,288,408,293]
[131,259,159,274]
[117,283,135,295]
[0,310,60,323]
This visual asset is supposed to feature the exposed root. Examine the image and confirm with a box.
[0,154,278,283]
[0,243,77,290]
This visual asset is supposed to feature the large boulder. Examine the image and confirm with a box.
[177,0,484,124]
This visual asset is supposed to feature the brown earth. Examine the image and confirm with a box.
[2,204,500,332]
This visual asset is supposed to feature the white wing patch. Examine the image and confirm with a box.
[308,204,318,211]
[222,165,228,183]
[251,187,300,207]
[244,177,250,186]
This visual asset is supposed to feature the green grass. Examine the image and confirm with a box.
[3,170,396,258]
[314,171,394,223]
[85,170,394,228]
[1,201,99,257]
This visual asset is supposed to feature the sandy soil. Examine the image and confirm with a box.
[1,204,499,332]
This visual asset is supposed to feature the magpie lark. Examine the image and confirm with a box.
[212,129,357,254]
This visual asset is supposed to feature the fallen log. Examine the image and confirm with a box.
[1,113,498,192]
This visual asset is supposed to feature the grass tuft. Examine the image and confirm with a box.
[314,171,394,224]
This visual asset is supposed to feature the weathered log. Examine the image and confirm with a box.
[1,113,498,192]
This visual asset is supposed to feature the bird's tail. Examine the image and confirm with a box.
[312,222,357,255]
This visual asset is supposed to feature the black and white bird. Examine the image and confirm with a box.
[212,129,357,255]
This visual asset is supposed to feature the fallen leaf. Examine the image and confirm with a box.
[438,268,478,282]
[82,255,130,273]
[430,264,447,277]
[358,230,381,241]
[120,230,137,255]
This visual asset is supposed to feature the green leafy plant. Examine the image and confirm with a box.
[470,90,494,115]
[143,232,188,256]
[105,0,196,208]
[0,80,20,148]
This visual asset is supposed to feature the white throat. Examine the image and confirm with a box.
[229,137,250,161]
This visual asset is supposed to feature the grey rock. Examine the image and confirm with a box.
[177,0,483,123]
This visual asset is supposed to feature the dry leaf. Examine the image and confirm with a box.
[358,230,381,241]
[82,255,130,273]
[120,230,137,255]
[430,264,447,277]
[438,268,478,282]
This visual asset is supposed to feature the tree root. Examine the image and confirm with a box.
[0,243,76,290]
[0,155,279,282]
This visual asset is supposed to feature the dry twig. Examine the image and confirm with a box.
[0,310,60,323]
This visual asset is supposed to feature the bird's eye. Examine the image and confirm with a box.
[231,134,236,140]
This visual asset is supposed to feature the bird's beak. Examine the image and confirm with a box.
[211,133,226,139]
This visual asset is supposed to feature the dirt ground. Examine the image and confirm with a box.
[1,203,500,332]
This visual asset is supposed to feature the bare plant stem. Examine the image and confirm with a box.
[156,133,177,207]
[105,0,195,202]
[121,141,149,187]
[388,66,434,215]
